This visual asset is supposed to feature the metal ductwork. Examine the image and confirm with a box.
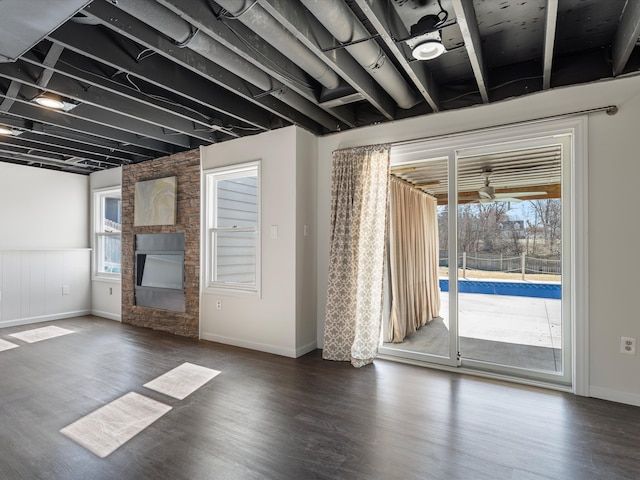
[109,0,343,132]
[214,0,341,90]
[0,0,90,62]
[300,0,420,109]
[110,0,274,91]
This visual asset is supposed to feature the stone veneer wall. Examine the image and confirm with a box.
[121,149,200,337]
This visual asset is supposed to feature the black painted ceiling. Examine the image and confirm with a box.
[0,0,637,174]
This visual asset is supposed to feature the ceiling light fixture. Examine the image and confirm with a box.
[34,92,65,109]
[407,30,447,61]
[0,125,23,136]
[405,0,449,61]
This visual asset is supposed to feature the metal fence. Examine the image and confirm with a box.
[440,251,561,276]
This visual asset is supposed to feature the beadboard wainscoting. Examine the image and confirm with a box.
[0,249,91,327]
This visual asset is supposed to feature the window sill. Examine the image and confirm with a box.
[93,275,122,284]
[202,286,260,298]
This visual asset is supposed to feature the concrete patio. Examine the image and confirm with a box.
[383,290,563,372]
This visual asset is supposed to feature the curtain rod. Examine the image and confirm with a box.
[389,175,438,202]
[392,105,618,149]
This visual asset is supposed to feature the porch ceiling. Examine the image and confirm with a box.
[391,143,562,205]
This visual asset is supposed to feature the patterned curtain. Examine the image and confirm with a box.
[323,144,390,367]
[387,177,441,343]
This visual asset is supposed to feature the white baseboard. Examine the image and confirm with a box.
[296,341,318,357]
[200,333,314,358]
[589,386,640,407]
[0,310,91,329]
[91,310,122,322]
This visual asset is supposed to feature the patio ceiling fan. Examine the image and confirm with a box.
[460,169,547,203]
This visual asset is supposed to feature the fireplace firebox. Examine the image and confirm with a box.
[135,233,185,312]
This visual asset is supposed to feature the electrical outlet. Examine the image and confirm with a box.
[216,300,222,310]
[620,336,636,355]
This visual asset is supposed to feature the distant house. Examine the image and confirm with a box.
[499,220,525,233]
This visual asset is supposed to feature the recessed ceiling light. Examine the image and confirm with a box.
[411,39,446,61]
[34,93,65,109]
[0,126,22,136]
[405,9,449,62]
[407,30,447,61]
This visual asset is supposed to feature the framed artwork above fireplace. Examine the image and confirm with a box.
[134,176,177,226]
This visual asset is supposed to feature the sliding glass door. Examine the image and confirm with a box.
[381,156,457,366]
[455,136,569,383]
[379,123,577,387]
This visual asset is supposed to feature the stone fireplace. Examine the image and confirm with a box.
[121,149,200,337]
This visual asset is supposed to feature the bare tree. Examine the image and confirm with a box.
[529,199,562,255]
[437,205,449,254]
[452,203,513,254]
[476,202,509,252]
[457,204,482,253]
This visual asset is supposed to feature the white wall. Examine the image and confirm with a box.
[0,162,88,249]
[200,126,316,357]
[295,128,318,353]
[0,163,90,326]
[89,167,123,321]
[587,91,640,406]
[315,76,640,406]
[0,249,90,327]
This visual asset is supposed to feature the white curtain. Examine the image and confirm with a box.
[387,177,440,343]
[323,144,390,367]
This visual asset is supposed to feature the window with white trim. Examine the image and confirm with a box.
[94,188,122,278]
[205,162,260,293]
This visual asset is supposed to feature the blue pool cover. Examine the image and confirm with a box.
[439,279,561,299]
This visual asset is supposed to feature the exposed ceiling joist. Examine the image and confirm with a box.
[17,134,135,164]
[21,122,152,161]
[612,0,640,75]
[543,0,559,90]
[0,100,173,154]
[22,51,239,138]
[0,153,95,173]
[0,80,21,112]
[256,0,397,120]
[0,146,96,170]
[47,24,271,133]
[0,0,633,175]
[450,0,489,103]
[156,0,357,128]
[0,113,132,162]
[0,60,219,146]
[36,43,65,88]
[0,134,124,166]
[352,0,439,111]
[82,0,341,134]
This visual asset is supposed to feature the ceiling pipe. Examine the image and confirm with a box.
[300,0,420,109]
[214,0,341,90]
[110,0,274,91]
[108,0,344,132]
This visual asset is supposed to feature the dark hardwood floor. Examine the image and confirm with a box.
[0,316,638,479]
